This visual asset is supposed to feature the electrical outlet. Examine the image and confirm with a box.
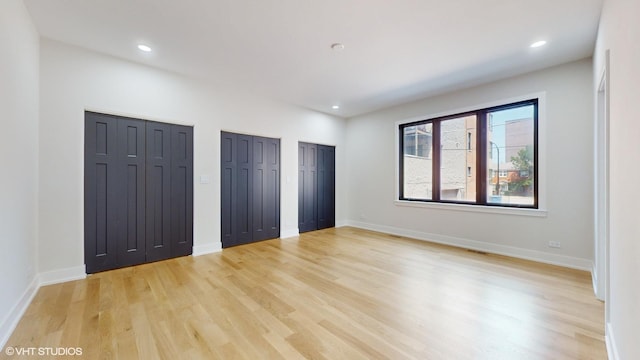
[548,241,561,248]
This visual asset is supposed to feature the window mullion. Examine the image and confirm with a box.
[533,101,539,208]
[399,124,405,199]
[432,121,441,201]
[478,111,487,205]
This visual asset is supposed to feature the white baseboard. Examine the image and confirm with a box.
[346,220,593,271]
[193,243,221,256]
[0,276,39,349]
[606,322,620,360]
[280,228,299,239]
[335,220,349,228]
[38,266,86,287]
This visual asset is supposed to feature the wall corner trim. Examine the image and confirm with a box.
[38,266,87,287]
[280,229,300,239]
[0,276,39,349]
[1,267,86,349]
[193,243,222,256]
[335,220,349,228]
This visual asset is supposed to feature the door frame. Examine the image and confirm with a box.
[594,50,610,307]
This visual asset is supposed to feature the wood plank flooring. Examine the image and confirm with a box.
[2,227,606,359]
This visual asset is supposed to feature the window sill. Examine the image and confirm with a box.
[394,200,548,217]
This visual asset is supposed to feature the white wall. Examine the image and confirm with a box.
[594,0,640,359]
[345,59,594,269]
[38,39,346,275]
[0,0,40,347]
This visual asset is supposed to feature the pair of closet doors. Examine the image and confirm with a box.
[298,142,335,233]
[220,131,280,248]
[84,112,193,274]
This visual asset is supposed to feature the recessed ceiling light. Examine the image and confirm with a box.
[530,40,547,48]
[137,44,152,52]
[330,43,345,51]
[332,105,340,110]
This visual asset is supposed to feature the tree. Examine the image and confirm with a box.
[508,145,533,195]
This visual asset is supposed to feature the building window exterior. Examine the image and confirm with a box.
[403,124,432,158]
[399,99,538,208]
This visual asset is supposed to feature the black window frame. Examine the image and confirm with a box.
[399,99,538,209]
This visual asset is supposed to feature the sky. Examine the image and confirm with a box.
[488,105,534,163]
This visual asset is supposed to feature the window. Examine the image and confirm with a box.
[440,115,476,202]
[399,99,537,208]
[403,124,432,158]
[402,123,433,200]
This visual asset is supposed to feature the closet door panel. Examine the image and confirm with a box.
[146,122,172,261]
[221,132,256,247]
[236,134,254,245]
[221,132,238,247]
[116,118,146,268]
[266,137,280,239]
[317,145,336,229]
[85,112,119,273]
[254,136,279,240]
[253,137,267,241]
[298,142,317,233]
[170,125,193,257]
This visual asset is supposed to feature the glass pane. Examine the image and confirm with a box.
[487,105,535,206]
[403,123,433,199]
[440,115,477,202]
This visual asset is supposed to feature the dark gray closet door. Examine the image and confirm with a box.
[85,112,119,273]
[145,122,171,261]
[85,112,146,273]
[236,134,254,245]
[170,125,194,257]
[317,145,335,230]
[298,142,335,233]
[116,117,147,267]
[220,132,253,247]
[253,136,280,241]
[85,112,193,273]
[221,132,279,247]
[298,142,317,233]
[221,131,238,247]
[221,132,254,247]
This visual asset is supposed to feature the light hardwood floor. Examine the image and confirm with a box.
[2,227,606,359]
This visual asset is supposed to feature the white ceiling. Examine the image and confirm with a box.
[24,0,603,117]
